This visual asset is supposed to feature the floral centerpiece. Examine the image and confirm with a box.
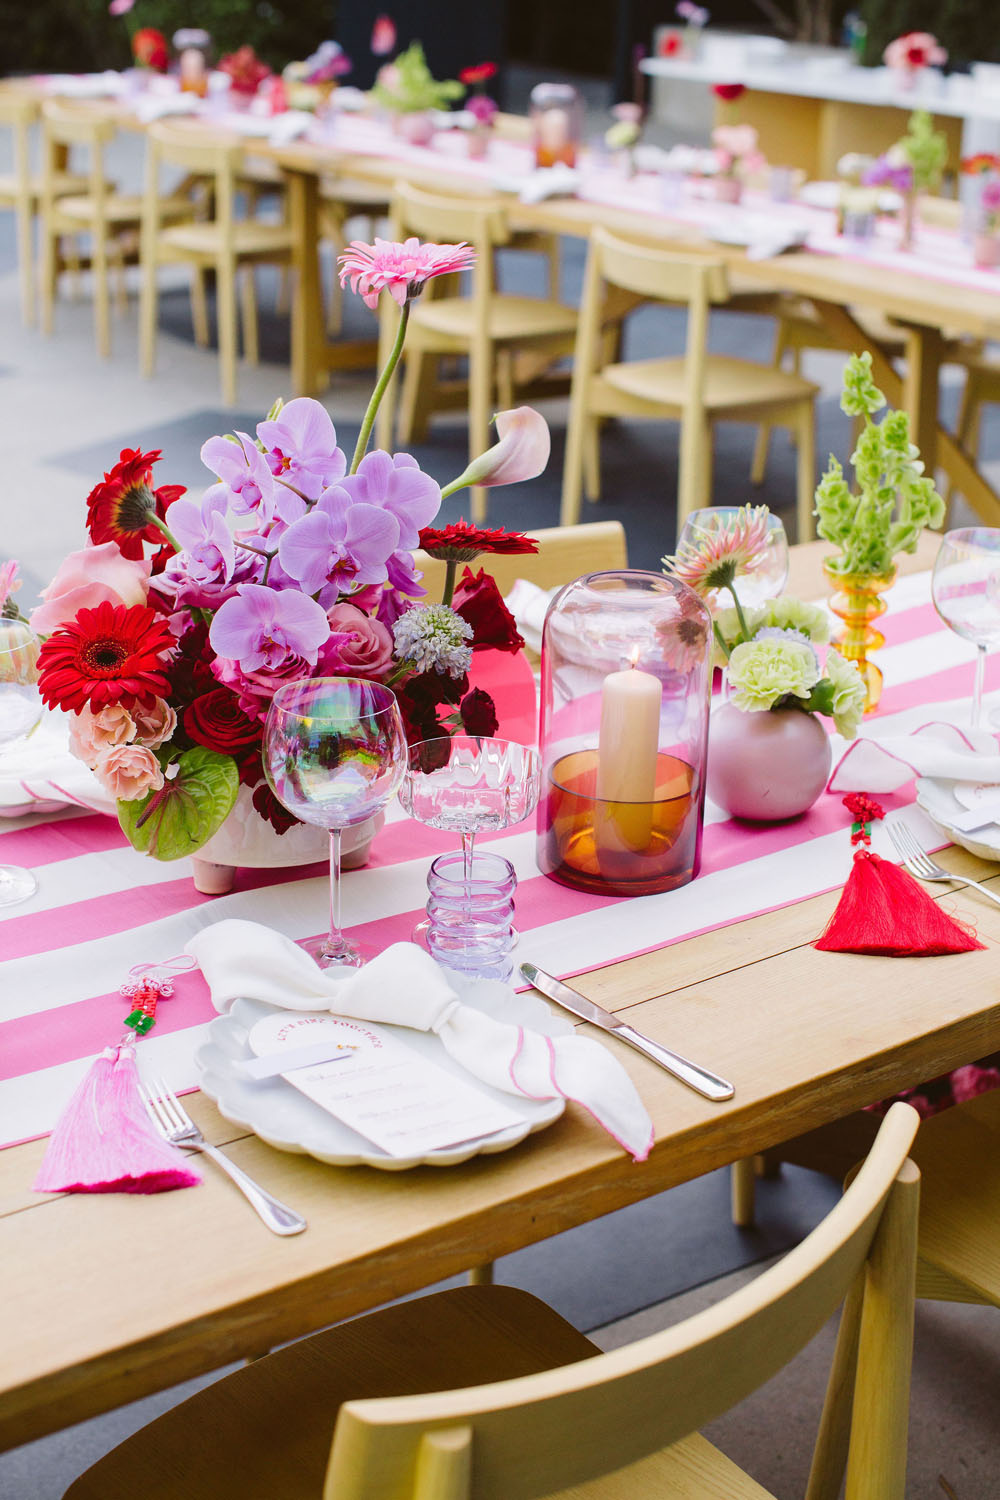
[218,45,272,101]
[283,41,352,113]
[865,110,946,249]
[458,62,499,158]
[962,155,1000,267]
[883,31,947,87]
[372,40,464,143]
[30,238,549,873]
[815,351,944,711]
[605,103,644,177]
[709,123,764,204]
[663,506,867,821]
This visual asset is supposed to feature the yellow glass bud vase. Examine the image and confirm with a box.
[824,561,896,713]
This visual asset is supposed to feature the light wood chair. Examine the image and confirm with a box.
[730,1086,1000,1309]
[561,227,819,543]
[318,174,390,334]
[413,519,628,602]
[139,121,295,406]
[61,1101,920,1500]
[0,86,101,327]
[37,99,192,358]
[375,182,580,525]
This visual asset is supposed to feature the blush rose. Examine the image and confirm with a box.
[93,743,164,801]
[31,543,151,636]
[318,602,395,678]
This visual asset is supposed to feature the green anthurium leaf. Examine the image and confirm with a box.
[118,747,239,861]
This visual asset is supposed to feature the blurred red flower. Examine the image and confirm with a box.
[712,82,746,102]
[132,28,168,71]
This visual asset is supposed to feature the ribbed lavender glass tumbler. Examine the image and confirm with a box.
[424,849,518,983]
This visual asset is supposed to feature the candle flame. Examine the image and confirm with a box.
[628,644,641,668]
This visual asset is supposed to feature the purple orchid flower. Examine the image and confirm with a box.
[166,489,239,584]
[200,434,278,520]
[209,583,330,672]
[256,398,347,501]
[277,486,400,602]
[337,450,442,550]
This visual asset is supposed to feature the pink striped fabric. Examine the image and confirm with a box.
[0,572,992,1149]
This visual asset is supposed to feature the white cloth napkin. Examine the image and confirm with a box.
[828,720,1000,794]
[133,93,201,124]
[504,578,559,655]
[0,712,113,818]
[492,163,580,204]
[187,919,655,1160]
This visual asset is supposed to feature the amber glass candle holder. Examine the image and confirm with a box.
[530,82,583,168]
[536,571,712,897]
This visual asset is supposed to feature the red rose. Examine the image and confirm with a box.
[712,83,746,102]
[132,27,169,71]
[184,688,263,756]
[452,567,524,654]
[252,781,299,834]
[459,688,498,737]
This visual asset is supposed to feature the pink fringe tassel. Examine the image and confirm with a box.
[34,1044,202,1195]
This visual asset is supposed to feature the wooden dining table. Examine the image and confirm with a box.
[4,534,1000,1457]
[255,133,1000,529]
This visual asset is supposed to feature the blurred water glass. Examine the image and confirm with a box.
[677,508,790,608]
[0,621,43,906]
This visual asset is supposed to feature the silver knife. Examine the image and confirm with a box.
[519,963,735,1102]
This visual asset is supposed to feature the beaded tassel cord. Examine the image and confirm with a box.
[34,961,202,1195]
[814,794,984,957]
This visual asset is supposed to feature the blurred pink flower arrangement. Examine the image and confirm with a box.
[883,32,947,76]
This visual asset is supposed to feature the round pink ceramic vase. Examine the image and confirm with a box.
[706,702,832,822]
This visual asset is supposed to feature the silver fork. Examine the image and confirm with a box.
[139,1077,307,1236]
[885,817,1000,910]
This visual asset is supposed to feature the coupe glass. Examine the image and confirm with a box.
[263,677,406,969]
[399,736,541,881]
[931,528,1000,730]
[677,508,790,608]
[0,623,43,906]
[399,736,541,973]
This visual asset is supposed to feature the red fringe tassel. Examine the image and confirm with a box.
[815,849,985,957]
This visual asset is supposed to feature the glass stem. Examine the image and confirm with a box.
[327,827,347,959]
[461,830,475,886]
[973,644,986,731]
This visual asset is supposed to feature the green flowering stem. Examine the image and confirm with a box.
[712,621,731,661]
[385,657,416,687]
[726,582,752,644]
[441,559,458,608]
[146,513,181,554]
[351,301,410,475]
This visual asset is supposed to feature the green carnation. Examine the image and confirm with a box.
[824,649,867,738]
[727,638,820,712]
[760,596,830,643]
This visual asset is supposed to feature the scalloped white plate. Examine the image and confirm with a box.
[915,776,1000,863]
[194,978,571,1170]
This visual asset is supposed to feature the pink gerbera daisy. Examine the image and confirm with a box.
[338,238,476,310]
[662,505,771,595]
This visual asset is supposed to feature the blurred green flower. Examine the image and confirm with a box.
[728,637,820,712]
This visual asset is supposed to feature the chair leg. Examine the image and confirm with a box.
[139,242,157,378]
[582,417,601,502]
[216,258,238,407]
[946,369,985,521]
[677,413,712,532]
[14,200,35,328]
[111,240,128,315]
[805,1273,865,1500]
[240,266,259,367]
[190,266,209,347]
[795,401,817,543]
[40,227,57,336]
[730,1158,757,1228]
[495,347,515,412]
[93,236,111,359]
[397,348,432,446]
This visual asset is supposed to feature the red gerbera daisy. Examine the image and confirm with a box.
[37,602,175,714]
[418,521,539,563]
[86,448,185,560]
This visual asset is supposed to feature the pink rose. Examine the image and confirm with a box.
[32,543,151,636]
[132,698,177,748]
[318,602,394,679]
[68,703,137,763]
[92,743,164,802]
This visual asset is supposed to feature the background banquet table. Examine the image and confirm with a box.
[4,534,1000,1453]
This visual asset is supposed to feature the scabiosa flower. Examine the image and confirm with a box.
[392,604,473,678]
[36,602,175,714]
[418,520,539,562]
[663,504,771,596]
[86,448,185,560]
[338,238,476,310]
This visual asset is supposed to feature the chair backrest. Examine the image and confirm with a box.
[0,86,38,199]
[142,120,242,247]
[413,520,628,600]
[40,99,115,211]
[578,226,729,418]
[323,1102,920,1500]
[390,179,510,255]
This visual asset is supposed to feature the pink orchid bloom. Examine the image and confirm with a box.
[443,407,551,495]
[338,238,476,310]
[31,543,151,636]
[371,14,397,56]
[0,560,21,614]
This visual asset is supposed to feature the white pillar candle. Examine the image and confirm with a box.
[596,660,662,805]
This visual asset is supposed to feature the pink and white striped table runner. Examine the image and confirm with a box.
[0,570,993,1149]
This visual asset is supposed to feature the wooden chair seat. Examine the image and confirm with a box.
[159,218,294,260]
[0,169,101,203]
[63,1105,921,1500]
[408,292,578,346]
[596,353,818,418]
[319,174,391,211]
[53,190,189,224]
